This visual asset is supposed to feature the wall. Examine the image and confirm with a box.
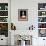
[11,0,38,30]
[11,0,46,30]
[11,0,46,46]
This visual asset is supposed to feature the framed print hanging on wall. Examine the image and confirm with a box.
[18,9,28,21]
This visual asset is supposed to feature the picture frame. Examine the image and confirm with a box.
[18,9,28,21]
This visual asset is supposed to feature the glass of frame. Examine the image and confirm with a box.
[18,9,28,21]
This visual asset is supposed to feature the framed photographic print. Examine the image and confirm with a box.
[18,9,28,21]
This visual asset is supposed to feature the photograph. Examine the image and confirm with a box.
[18,9,28,21]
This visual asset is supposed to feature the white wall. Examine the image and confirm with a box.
[11,0,38,30]
[11,0,46,46]
[11,0,46,30]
